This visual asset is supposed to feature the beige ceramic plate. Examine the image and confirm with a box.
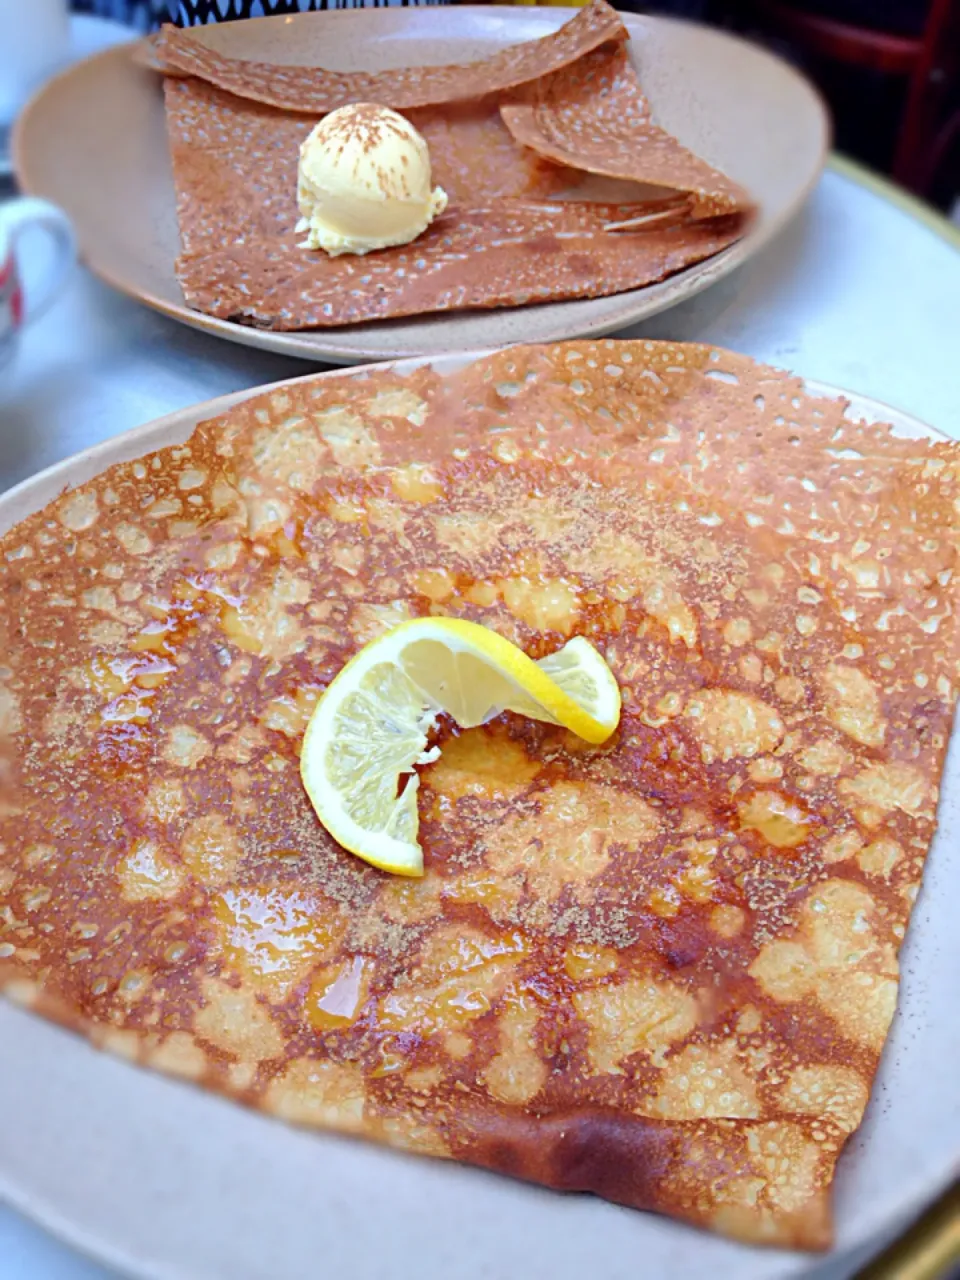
[12,7,828,364]
[0,352,957,1280]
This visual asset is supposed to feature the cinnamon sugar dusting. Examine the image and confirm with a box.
[1,340,958,1252]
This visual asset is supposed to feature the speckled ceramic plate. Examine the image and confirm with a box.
[12,7,828,364]
[0,351,956,1280]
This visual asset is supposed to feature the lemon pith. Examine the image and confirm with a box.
[299,617,621,877]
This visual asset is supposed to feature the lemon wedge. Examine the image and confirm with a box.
[299,616,621,877]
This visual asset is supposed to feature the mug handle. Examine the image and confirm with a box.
[3,197,76,325]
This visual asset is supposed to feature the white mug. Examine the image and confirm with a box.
[0,0,70,129]
[0,198,76,366]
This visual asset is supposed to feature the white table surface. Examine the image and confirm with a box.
[1,159,959,1279]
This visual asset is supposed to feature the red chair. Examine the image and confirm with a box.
[737,0,959,195]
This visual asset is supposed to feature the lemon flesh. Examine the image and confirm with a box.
[299,617,621,877]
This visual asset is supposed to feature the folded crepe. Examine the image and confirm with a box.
[148,1,753,329]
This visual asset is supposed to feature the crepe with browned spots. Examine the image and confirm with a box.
[1,342,957,1249]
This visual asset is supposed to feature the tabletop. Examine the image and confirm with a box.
[1,156,959,1278]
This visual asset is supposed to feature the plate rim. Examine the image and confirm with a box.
[11,8,830,364]
[0,346,954,1280]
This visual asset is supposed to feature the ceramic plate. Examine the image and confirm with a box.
[0,351,956,1280]
[12,8,828,364]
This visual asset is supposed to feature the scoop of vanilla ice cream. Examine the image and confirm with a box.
[296,103,448,257]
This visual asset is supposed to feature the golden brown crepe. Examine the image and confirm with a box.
[155,1,752,329]
[1,342,958,1249]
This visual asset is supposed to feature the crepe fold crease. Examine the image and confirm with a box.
[1,340,958,1250]
[152,0,753,329]
[146,0,629,113]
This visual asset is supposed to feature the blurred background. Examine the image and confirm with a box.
[69,0,959,217]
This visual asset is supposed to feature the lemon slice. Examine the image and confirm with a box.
[300,616,621,877]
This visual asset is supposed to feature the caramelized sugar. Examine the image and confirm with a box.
[1,342,957,1250]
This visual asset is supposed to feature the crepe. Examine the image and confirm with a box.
[175,191,741,330]
[155,1,752,330]
[2,342,958,1250]
[500,46,745,219]
[145,0,628,114]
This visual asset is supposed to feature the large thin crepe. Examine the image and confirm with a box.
[2,341,958,1249]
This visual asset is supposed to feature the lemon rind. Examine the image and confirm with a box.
[386,617,620,744]
[299,616,622,877]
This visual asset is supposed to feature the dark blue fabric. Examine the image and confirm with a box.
[173,0,451,19]
[70,0,171,30]
[69,0,450,26]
